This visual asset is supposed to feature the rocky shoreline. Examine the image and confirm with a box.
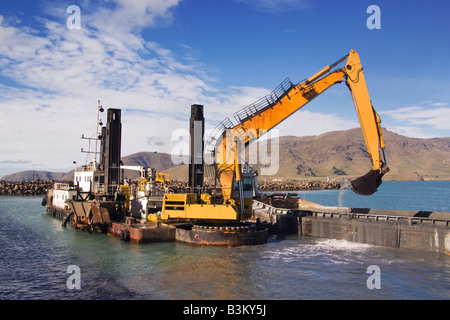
[155,179,340,193]
[258,180,340,192]
[0,180,55,196]
[0,179,340,196]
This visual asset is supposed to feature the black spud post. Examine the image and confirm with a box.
[104,108,122,195]
[189,104,204,193]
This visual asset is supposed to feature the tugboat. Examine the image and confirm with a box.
[43,104,122,231]
[43,103,168,233]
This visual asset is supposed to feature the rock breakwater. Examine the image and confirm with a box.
[163,180,340,193]
[0,180,54,196]
[0,179,340,196]
[258,180,340,191]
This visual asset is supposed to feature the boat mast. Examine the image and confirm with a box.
[80,101,104,168]
[95,100,105,169]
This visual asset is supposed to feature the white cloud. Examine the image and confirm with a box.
[430,102,448,107]
[110,0,180,29]
[383,126,433,139]
[380,104,450,131]
[0,0,368,175]
[275,109,358,137]
[0,1,262,171]
[0,1,190,170]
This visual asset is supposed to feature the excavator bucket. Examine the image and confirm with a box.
[350,169,383,196]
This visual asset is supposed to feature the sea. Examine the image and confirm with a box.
[0,181,449,302]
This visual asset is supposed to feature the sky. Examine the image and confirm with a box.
[0,0,449,177]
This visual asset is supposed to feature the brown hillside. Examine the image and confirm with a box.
[258,128,450,181]
[121,152,177,180]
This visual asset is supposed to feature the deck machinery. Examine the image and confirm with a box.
[160,49,389,246]
[48,49,389,246]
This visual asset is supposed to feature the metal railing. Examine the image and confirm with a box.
[204,118,234,165]
[202,78,294,181]
[253,200,450,227]
[53,183,77,191]
[204,79,294,168]
[310,211,450,227]
[233,78,294,124]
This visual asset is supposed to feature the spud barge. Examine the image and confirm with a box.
[42,105,268,247]
[44,197,267,246]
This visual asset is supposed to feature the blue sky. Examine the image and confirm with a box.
[0,0,449,176]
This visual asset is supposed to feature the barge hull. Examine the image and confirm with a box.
[253,200,450,254]
[46,204,268,246]
[175,225,268,247]
[46,206,72,221]
[110,221,176,244]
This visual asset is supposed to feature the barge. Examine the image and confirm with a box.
[45,51,397,247]
[253,193,450,254]
[43,103,268,246]
[43,103,449,253]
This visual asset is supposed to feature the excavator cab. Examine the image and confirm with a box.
[231,163,258,217]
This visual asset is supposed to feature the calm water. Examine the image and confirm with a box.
[297,180,450,212]
[0,181,449,300]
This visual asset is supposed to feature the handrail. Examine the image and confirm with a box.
[253,200,450,227]
[310,211,450,227]
[204,117,234,165]
[233,78,294,124]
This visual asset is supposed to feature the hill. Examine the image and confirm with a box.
[266,128,450,181]
[0,152,177,182]
[2,128,450,181]
[162,128,450,181]
[0,170,68,182]
[121,151,179,180]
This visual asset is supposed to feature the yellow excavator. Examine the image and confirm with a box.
[161,49,389,223]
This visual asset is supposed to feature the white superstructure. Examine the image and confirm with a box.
[52,183,77,210]
[51,160,106,210]
[73,161,106,194]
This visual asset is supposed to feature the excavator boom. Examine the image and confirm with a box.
[212,49,388,204]
[343,50,389,194]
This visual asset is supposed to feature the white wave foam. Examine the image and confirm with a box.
[314,239,373,251]
[264,239,374,266]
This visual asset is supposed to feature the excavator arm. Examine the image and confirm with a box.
[212,50,389,202]
[343,50,389,194]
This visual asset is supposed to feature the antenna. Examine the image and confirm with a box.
[80,101,104,166]
[96,100,104,159]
